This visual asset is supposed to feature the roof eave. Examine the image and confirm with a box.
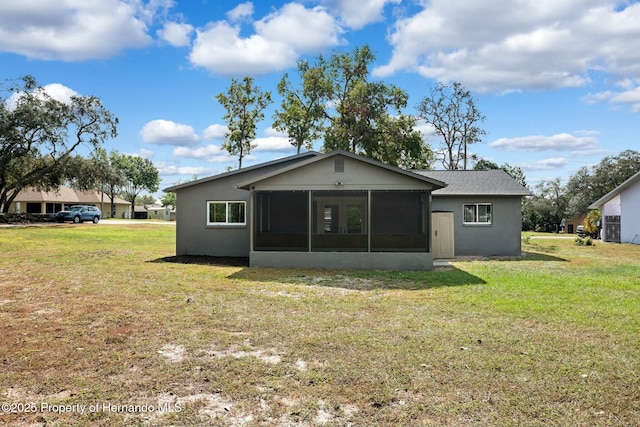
[587,169,640,209]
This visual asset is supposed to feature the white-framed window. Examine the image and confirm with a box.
[463,203,492,225]
[207,201,246,226]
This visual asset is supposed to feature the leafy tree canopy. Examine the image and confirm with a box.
[217,77,272,169]
[473,158,527,188]
[273,59,329,154]
[320,46,433,168]
[161,191,176,208]
[565,149,640,217]
[111,152,160,216]
[271,45,433,168]
[0,75,118,212]
[523,178,567,233]
[136,195,156,206]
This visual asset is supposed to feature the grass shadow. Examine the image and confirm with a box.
[151,255,486,290]
[519,251,568,262]
[232,264,486,290]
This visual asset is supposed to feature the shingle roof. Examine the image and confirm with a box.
[413,170,531,196]
[13,186,130,205]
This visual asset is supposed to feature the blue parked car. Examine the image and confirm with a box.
[55,205,102,224]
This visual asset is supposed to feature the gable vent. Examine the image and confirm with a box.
[334,158,345,173]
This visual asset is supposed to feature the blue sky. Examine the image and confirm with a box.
[2,0,640,195]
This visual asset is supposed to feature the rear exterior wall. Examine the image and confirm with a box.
[431,195,523,257]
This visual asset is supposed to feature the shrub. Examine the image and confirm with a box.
[574,236,594,246]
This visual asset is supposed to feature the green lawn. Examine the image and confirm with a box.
[0,225,638,426]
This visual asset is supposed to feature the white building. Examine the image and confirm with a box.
[589,170,640,244]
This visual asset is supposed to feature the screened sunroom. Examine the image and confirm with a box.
[252,190,430,253]
[239,150,444,270]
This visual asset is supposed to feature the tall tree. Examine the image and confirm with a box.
[111,153,160,217]
[136,195,156,206]
[273,59,329,154]
[473,158,527,188]
[161,191,176,208]
[416,82,486,170]
[96,149,126,218]
[0,75,118,213]
[320,45,431,168]
[565,150,640,217]
[501,163,528,189]
[373,113,434,169]
[564,166,593,219]
[530,178,568,233]
[473,159,499,170]
[64,149,126,218]
[321,45,375,153]
[216,77,272,169]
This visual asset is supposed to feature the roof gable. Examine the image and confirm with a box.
[414,170,531,196]
[588,169,640,209]
[164,151,319,192]
[238,150,446,190]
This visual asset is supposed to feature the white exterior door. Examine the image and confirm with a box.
[432,212,455,259]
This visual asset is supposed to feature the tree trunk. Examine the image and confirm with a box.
[463,140,468,170]
[130,197,136,218]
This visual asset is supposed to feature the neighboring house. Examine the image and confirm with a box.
[562,216,587,235]
[588,170,640,244]
[146,205,176,221]
[8,186,131,218]
[166,151,529,270]
[133,206,149,220]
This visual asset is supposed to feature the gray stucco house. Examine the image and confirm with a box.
[165,150,530,270]
[416,170,531,258]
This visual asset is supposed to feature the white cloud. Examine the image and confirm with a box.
[5,83,78,110]
[227,2,254,22]
[580,76,640,112]
[189,3,342,76]
[156,163,214,177]
[255,3,343,53]
[157,21,193,47]
[189,21,297,76]
[581,91,615,105]
[0,0,154,60]
[202,124,229,140]
[611,87,640,105]
[321,0,400,29]
[140,120,200,146]
[414,120,437,137]
[264,127,287,137]
[251,127,304,152]
[374,0,640,93]
[520,158,569,171]
[173,145,234,163]
[139,148,155,159]
[42,83,78,104]
[253,137,294,152]
[490,133,598,152]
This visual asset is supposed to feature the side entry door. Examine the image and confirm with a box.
[432,212,455,259]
